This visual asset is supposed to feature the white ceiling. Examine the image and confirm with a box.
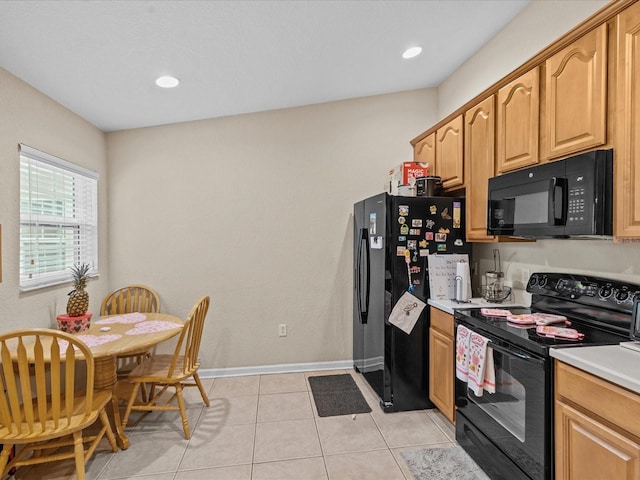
[0,0,531,132]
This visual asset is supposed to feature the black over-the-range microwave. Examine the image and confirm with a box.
[487,149,613,238]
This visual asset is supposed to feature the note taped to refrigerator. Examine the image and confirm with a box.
[388,292,426,335]
[427,254,470,300]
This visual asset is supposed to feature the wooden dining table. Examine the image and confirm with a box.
[67,312,184,449]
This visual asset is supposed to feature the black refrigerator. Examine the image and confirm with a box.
[353,192,470,412]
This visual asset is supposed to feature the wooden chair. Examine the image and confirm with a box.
[0,329,117,480]
[120,296,210,439]
[100,285,160,380]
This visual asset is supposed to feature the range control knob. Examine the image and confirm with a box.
[538,276,548,288]
[633,292,640,305]
[615,290,630,303]
[599,286,613,299]
[528,275,539,287]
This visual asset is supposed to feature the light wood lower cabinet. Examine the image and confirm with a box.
[429,307,455,423]
[555,361,640,480]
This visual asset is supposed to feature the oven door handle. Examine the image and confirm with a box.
[488,341,533,361]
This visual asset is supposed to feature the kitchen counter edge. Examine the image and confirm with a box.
[550,345,640,396]
[428,289,529,315]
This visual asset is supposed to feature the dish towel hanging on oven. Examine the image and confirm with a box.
[467,331,495,396]
[455,324,471,381]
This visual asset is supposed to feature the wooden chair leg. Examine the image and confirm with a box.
[122,382,142,429]
[175,383,191,439]
[193,372,210,407]
[100,409,118,452]
[0,444,11,477]
[73,431,86,480]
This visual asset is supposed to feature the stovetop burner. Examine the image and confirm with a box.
[454,272,640,356]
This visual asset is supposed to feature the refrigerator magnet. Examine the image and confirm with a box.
[407,240,417,250]
[425,232,434,241]
[411,219,423,227]
[441,207,452,220]
[369,213,377,234]
[435,233,447,242]
[425,219,435,229]
[409,229,421,236]
[370,236,383,249]
[419,239,427,248]
[438,227,450,234]
[437,244,447,252]
[419,249,430,257]
[398,235,406,242]
[396,246,407,256]
[400,224,409,235]
[454,239,464,246]
[429,205,437,215]
[453,201,461,228]
[399,205,409,216]
[398,216,406,224]
[410,266,421,274]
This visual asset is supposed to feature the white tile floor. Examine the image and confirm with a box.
[13,369,458,480]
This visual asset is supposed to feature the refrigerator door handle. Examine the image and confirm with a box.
[357,228,370,324]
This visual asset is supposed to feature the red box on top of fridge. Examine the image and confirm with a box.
[389,162,429,185]
[388,162,429,194]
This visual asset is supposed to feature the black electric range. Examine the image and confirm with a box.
[455,272,635,357]
[453,272,639,480]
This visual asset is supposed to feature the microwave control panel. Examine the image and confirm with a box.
[567,185,586,224]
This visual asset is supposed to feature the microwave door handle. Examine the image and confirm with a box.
[548,177,568,226]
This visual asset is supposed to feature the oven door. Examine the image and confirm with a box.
[455,322,551,480]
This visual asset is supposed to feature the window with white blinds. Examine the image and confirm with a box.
[19,144,99,291]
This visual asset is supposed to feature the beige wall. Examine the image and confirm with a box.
[106,89,438,371]
[438,0,609,120]
[0,68,109,330]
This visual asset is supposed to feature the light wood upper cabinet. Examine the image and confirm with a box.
[544,24,607,160]
[497,67,540,174]
[435,115,464,190]
[464,96,496,242]
[414,132,436,173]
[614,1,640,238]
[429,307,455,424]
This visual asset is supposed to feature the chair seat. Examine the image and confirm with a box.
[128,354,197,383]
[0,390,112,443]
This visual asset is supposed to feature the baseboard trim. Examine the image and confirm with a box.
[199,360,353,379]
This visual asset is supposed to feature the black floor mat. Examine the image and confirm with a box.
[308,374,372,417]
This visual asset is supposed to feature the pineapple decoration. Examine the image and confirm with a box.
[67,263,91,317]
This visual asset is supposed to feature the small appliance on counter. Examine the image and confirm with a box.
[480,249,511,303]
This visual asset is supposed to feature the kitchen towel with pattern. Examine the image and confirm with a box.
[455,324,471,381]
[467,331,495,396]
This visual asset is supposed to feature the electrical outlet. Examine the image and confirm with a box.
[279,323,287,337]
[522,268,531,286]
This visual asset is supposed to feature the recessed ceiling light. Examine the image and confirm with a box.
[155,75,180,88]
[402,46,422,60]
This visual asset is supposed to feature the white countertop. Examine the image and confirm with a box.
[428,289,529,315]
[550,344,640,395]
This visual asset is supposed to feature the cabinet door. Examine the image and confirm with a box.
[497,67,540,174]
[429,327,455,423]
[555,401,640,480]
[435,115,464,190]
[465,96,496,242]
[429,307,455,423]
[615,2,640,238]
[414,132,436,172]
[545,24,607,159]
